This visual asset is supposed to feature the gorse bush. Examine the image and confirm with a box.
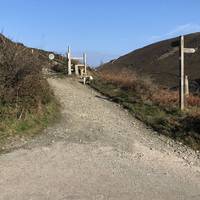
[0,34,60,149]
[97,68,200,108]
[97,68,156,100]
[0,34,53,119]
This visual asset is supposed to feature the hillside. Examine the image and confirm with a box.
[0,34,59,141]
[0,33,53,107]
[99,32,200,89]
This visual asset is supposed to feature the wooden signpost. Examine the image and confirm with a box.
[175,36,196,110]
[67,46,87,76]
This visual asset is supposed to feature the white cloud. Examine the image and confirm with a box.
[149,23,200,43]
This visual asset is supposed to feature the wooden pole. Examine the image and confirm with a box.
[185,75,189,96]
[179,36,185,111]
[84,53,87,75]
[67,46,72,75]
[75,65,79,76]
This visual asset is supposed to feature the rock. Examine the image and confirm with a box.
[183,156,187,160]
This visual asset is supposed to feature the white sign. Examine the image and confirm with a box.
[184,48,196,54]
[49,53,55,60]
[72,57,83,60]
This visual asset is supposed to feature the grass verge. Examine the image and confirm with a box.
[0,97,60,150]
[90,76,200,150]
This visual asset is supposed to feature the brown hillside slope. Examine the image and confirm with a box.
[100,33,200,89]
[0,34,52,108]
[0,34,59,130]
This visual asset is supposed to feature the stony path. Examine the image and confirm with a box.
[0,77,200,200]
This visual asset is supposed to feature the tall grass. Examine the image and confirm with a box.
[91,68,200,150]
[97,68,200,108]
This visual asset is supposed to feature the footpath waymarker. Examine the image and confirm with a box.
[172,36,196,110]
[184,48,196,54]
[49,53,55,60]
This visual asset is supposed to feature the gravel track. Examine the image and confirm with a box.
[0,77,200,200]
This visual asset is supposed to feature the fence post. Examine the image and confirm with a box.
[75,65,79,76]
[67,46,72,75]
[84,53,87,75]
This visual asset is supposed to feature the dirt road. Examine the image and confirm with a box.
[0,77,200,200]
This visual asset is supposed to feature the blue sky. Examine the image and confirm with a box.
[1,0,200,66]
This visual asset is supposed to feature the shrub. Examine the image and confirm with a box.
[0,34,53,119]
[97,68,158,101]
[97,68,200,109]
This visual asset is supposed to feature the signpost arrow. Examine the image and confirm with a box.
[179,36,197,111]
[184,48,196,54]
[72,57,84,60]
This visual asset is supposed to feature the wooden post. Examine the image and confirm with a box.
[185,75,189,96]
[67,46,72,75]
[171,36,196,110]
[179,36,185,111]
[83,77,86,85]
[75,65,79,76]
[80,69,84,77]
[83,53,87,75]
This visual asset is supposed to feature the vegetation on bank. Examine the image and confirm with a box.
[91,69,200,150]
[0,34,60,147]
[0,99,60,146]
